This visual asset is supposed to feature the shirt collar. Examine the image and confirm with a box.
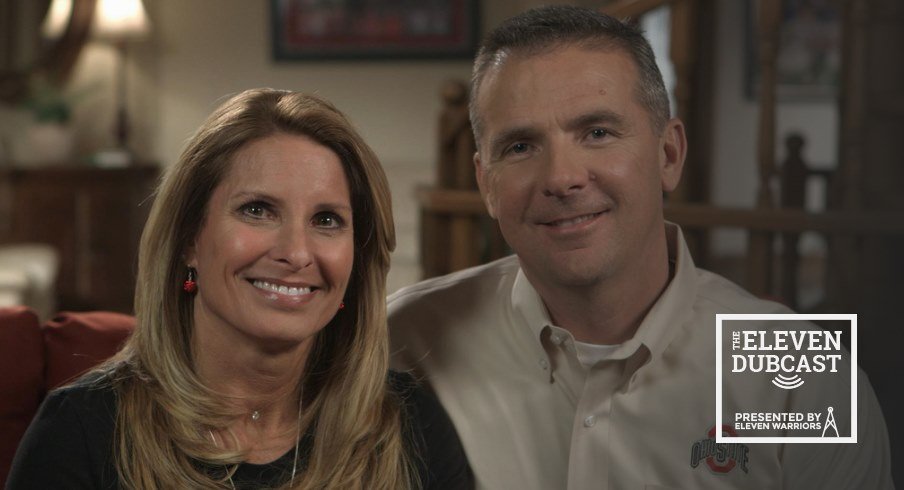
[509,222,699,362]
[630,222,699,360]
[511,262,552,344]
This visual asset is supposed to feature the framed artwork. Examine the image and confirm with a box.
[271,0,479,60]
[745,0,841,101]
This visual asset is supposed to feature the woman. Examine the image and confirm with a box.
[8,89,472,489]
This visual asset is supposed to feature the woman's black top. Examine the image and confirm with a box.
[7,371,473,489]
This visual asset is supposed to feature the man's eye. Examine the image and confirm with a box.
[508,142,530,154]
[588,128,609,139]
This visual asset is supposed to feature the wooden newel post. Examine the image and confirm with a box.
[779,133,808,308]
[437,80,477,191]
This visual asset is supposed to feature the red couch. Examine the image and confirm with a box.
[0,306,134,486]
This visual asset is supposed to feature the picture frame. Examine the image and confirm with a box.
[744,0,841,101]
[271,0,479,60]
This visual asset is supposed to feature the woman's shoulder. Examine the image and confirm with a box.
[388,370,446,427]
[44,370,119,416]
[388,370,474,489]
[55,369,117,394]
[35,369,119,449]
[7,371,119,488]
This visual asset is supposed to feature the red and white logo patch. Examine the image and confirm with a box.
[690,425,750,474]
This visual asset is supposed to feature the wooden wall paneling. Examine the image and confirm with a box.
[669,0,717,267]
[746,0,781,297]
[825,0,868,316]
[601,0,673,19]
[667,0,695,204]
[839,0,904,479]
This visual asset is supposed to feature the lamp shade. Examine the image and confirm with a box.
[41,0,73,38]
[93,0,150,40]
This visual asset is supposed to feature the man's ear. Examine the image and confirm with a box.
[660,118,687,192]
[474,151,497,219]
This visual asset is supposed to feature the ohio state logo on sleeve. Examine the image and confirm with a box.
[690,425,750,474]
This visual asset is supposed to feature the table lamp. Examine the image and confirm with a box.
[92,0,149,166]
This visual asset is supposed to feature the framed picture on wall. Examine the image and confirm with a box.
[745,0,841,101]
[271,0,479,60]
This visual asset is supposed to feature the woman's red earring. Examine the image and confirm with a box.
[339,301,345,310]
[183,268,197,293]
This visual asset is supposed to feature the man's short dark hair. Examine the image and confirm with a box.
[469,5,671,144]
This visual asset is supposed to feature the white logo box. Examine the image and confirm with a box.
[716,313,857,444]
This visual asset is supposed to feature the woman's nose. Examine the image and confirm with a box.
[271,222,313,269]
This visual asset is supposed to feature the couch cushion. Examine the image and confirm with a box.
[0,306,45,486]
[42,311,135,390]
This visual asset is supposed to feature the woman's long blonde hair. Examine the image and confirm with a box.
[103,89,410,488]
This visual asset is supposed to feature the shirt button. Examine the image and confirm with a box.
[584,415,596,427]
[538,359,549,370]
[551,333,564,344]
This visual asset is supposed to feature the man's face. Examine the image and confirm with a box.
[474,45,685,290]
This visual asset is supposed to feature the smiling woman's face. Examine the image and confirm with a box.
[186,132,354,350]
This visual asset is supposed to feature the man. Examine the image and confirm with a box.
[388,6,892,489]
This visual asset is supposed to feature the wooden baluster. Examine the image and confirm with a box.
[747,0,781,297]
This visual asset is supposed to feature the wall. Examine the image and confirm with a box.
[107,0,581,293]
[150,1,475,293]
[4,0,837,293]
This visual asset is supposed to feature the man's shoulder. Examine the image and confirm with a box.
[693,267,791,315]
[388,255,520,314]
